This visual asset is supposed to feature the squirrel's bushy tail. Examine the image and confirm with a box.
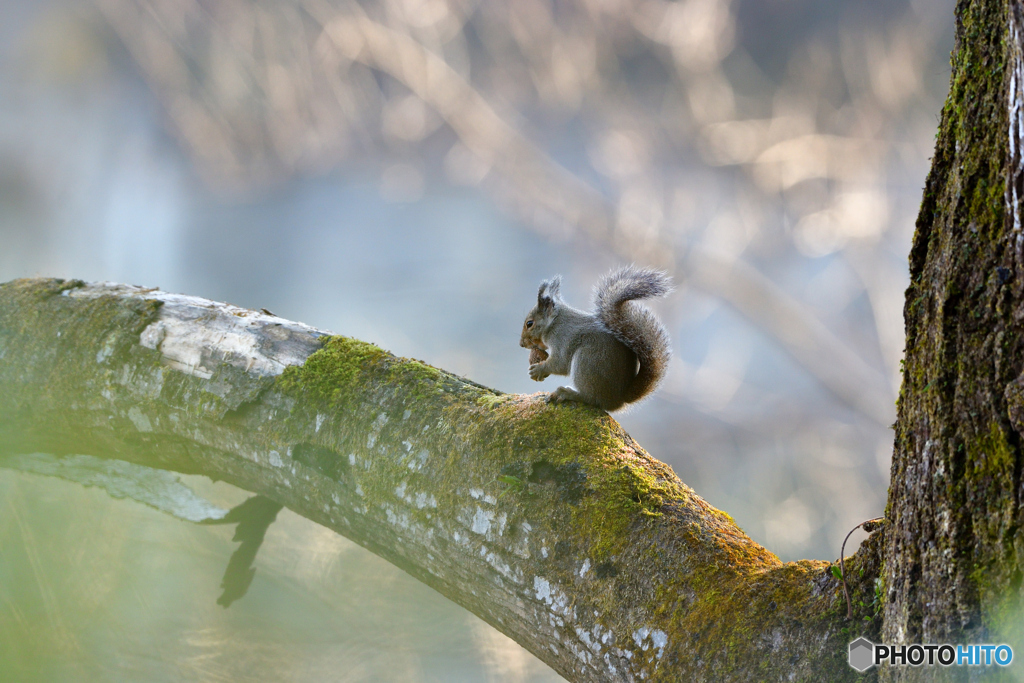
[594,266,673,405]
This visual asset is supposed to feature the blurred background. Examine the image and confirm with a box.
[0,0,954,679]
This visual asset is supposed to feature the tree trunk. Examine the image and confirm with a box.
[0,278,865,682]
[881,0,1024,679]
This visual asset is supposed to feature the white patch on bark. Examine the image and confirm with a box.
[367,413,389,449]
[650,630,668,658]
[632,628,668,659]
[414,492,437,509]
[534,576,552,602]
[75,284,325,379]
[127,407,152,432]
[534,576,569,615]
[633,627,650,649]
[385,505,411,530]
[471,506,493,535]
[576,627,599,653]
[139,321,166,353]
[572,643,592,665]
[484,551,516,581]
[409,449,429,471]
[1009,6,1024,258]
[579,559,591,577]
[268,450,283,467]
[96,333,117,363]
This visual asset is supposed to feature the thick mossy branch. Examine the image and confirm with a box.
[0,278,868,682]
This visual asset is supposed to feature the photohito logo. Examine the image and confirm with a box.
[848,638,1013,672]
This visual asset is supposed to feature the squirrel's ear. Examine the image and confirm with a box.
[537,275,562,309]
[547,275,562,299]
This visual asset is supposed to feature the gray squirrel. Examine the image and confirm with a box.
[519,265,673,411]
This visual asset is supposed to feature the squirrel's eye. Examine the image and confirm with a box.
[526,320,534,328]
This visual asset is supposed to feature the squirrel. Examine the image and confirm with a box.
[520,265,673,411]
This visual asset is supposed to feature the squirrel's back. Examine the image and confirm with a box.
[593,266,673,405]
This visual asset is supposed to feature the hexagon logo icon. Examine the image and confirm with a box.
[848,637,875,672]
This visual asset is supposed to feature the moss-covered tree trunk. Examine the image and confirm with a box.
[881,0,1024,679]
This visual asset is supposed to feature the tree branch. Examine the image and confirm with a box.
[0,277,865,682]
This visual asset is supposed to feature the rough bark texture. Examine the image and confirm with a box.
[0,279,870,682]
[882,0,1024,679]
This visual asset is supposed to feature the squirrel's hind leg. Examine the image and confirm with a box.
[547,386,583,404]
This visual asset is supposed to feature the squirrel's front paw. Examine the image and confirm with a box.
[529,363,550,381]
